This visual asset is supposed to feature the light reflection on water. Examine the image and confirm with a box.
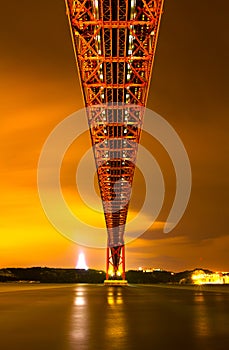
[69,286,127,349]
[105,288,127,343]
[74,290,85,306]
[107,288,123,305]
[193,292,210,337]
[69,286,89,349]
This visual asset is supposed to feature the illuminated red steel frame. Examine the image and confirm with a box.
[65,0,164,280]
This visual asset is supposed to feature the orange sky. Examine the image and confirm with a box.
[0,0,228,272]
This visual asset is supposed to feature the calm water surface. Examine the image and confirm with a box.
[0,284,229,350]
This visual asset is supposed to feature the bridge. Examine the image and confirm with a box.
[65,0,164,283]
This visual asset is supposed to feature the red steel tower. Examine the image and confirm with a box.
[65,0,164,282]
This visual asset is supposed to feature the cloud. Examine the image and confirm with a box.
[126,234,229,272]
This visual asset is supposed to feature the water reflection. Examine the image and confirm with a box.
[107,288,123,305]
[68,286,128,349]
[74,290,85,306]
[193,292,210,337]
[105,287,127,347]
[69,286,89,349]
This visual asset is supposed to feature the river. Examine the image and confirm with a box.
[0,283,229,350]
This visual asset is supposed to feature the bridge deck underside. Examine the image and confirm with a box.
[66,0,164,274]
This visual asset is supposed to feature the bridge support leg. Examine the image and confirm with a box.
[105,245,126,281]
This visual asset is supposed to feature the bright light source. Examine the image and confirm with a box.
[108,269,114,276]
[76,252,88,270]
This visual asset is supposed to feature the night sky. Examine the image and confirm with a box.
[0,0,228,271]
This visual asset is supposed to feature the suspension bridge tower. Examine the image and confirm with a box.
[65,0,164,284]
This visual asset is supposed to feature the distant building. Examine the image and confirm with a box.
[192,269,229,285]
[138,267,163,273]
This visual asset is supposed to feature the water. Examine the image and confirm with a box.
[0,284,229,350]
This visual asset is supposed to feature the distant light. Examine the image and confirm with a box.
[76,252,88,270]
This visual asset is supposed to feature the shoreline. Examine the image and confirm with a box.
[0,283,79,293]
[136,283,229,293]
[1,282,229,293]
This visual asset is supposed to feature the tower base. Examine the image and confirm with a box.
[104,280,128,286]
[106,245,126,280]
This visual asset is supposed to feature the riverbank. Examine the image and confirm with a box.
[1,282,229,294]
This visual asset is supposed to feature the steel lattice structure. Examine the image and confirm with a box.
[65,0,164,281]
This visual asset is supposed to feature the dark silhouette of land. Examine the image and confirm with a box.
[0,267,216,284]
